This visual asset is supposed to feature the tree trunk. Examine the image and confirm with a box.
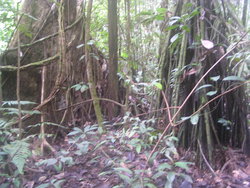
[242,0,248,26]
[158,0,249,166]
[85,0,104,131]
[1,0,110,131]
[107,0,119,119]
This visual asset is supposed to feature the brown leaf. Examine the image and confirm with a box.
[38,176,47,182]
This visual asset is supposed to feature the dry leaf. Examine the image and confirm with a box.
[201,39,214,49]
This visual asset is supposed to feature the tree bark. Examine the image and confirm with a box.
[85,0,104,131]
[107,0,119,119]
[242,0,248,26]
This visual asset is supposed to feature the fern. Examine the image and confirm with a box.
[2,140,31,174]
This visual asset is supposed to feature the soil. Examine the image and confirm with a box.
[1,126,250,188]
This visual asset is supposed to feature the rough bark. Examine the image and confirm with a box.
[107,0,119,119]
[158,0,249,165]
[1,0,110,130]
[85,0,104,131]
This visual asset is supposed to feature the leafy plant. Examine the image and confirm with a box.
[71,82,89,93]
[0,0,18,51]
[0,100,37,187]
[99,114,192,188]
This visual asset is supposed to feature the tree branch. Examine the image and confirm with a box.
[0,54,59,71]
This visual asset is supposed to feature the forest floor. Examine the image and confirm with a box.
[2,125,250,188]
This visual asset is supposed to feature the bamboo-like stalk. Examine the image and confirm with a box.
[85,0,104,132]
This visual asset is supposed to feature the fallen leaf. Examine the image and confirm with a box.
[54,172,65,179]
[201,39,214,49]
[38,176,47,182]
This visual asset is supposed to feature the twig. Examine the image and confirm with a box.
[161,91,175,127]
[198,140,217,177]
[220,158,233,174]
[56,97,126,111]
[16,3,22,139]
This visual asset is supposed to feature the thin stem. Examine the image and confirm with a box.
[16,2,22,139]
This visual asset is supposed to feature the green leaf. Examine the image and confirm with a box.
[164,181,172,188]
[156,8,167,14]
[179,173,193,183]
[3,140,31,174]
[148,151,159,164]
[166,25,179,31]
[80,85,89,93]
[174,161,192,171]
[144,183,157,188]
[181,116,190,121]
[165,172,176,188]
[210,75,220,82]
[190,114,199,125]
[154,82,163,90]
[222,76,245,82]
[94,140,106,151]
[59,156,73,165]
[155,15,164,21]
[46,158,58,166]
[117,174,132,184]
[206,91,217,96]
[152,171,166,180]
[53,179,65,188]
[195,84,213,92]
[139,10,154,16]
[170,34,179,43]
[36,183,50,188]
[114,167,133,175]
[136,144,142,154]
[158,163,172,171]
[181,25,190,32]
[218,118,231,126]
[121,52,128,58]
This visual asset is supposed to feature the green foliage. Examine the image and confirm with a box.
[218,118,232,130]
[67,125,99,155]
[36,179,65,188]
[98,114,192,187]
[71,82,89,93]
[138,7,167,25]
[0,100,37,186]
[222,75,246,82]
[2,140,31,174]
[0,0,17,51]
[36,151,74,172]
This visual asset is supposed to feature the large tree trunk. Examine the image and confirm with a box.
[107,0,119,119]
[158,0,249,166]
[1,0,110,131]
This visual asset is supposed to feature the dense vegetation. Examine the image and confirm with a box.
[0,0,249,187]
